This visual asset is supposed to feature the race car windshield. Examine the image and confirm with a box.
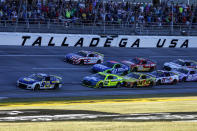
[29,74,43,81]
[103,62,115,68]
[173,60,184,66]
[76,51,87,57]
[150,71,158,76]
[93,74,106,79]
[177,69,189,74]
[130,58,140,64]
[127,73,140,79]
[151,71,162,76]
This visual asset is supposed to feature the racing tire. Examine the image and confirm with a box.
[149,67,154,72]
[97,60,101,64]
[123,82,128,87]
[116,83,121,88]
[79,60,84,65]
[149,81,154,87]
[182,77,186,82]
[156,80,161,86]
[98,83,103,88]
[131,67,137,72]
[54,84,59,90]
[172,79,178,85]
[34,84,40,91]
[132,82,137,88]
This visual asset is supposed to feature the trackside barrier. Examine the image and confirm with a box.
[0,32,196,48]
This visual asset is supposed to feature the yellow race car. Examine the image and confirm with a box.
[123,72,155,88]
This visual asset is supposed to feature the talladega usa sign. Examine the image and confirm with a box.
[0,32,194,48]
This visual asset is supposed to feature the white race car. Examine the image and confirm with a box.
[147,70,179,85]
[65,50,104,65]
[171,68,197,82]
[164,59,197,71]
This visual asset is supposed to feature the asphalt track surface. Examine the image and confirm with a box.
[0,46,197,99]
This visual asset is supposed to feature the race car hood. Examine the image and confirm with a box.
[164,62,182,69]
[123,76,137,82]
[171,70,187,77]
[66,53,82,60]
[18,77,38,84]
[121,60,135,66]
[146,73,157,78]
[83,76,102,83]
[92,64,110,72]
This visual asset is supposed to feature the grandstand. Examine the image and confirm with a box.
[0,0,197,36]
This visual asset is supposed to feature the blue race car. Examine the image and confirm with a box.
[92,60,130,75]
[17,73,62,90]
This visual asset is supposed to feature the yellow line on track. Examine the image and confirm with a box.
[1,98,197,107]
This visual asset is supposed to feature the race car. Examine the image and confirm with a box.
[17,73,62,90]
[82,72,124,88]
[121,57,156,72]
[147,70,179,85]
[123,72,155,88]
[92,60,130,75]
[64,50,104,65]
[163,59,197,71]
[171,68,197,82]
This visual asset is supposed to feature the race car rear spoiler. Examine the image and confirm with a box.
[94,52,104,57]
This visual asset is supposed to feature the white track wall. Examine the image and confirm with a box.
[0,32,195,48]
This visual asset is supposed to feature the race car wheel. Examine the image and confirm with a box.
[54,84,59,90]
[79,60,84,65]
[132,82,137,88]
[172,79,178,85]
[131,67,137,72]
[149,81,154,87]
[116,83,121,88]
[34,84,40,91]
[98,83,103,88]
[156,80,161,86]
[97,60,101,64]
[123,82,128,87]
[149,67,154,72]
[182,77,186,82]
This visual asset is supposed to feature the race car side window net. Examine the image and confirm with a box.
[107,76,114,79]
[45,77,50,81]
[141,75,146,79]
[115,64,121,68]
[190,71,195,74]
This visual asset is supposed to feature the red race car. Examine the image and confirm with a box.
[121,57,156,72]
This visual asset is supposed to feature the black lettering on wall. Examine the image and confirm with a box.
[119,38,128,47]
[48,37,55,46]
[21,36,31,46]
[61,37,69,46]
[131,39,140,47]
[89,38,100,47]
[32,37,42,46]
[74,38,84,47]
[169,39,178,48]
[180,39,189,48]
[104,38,113,47]
[156,39,166,48]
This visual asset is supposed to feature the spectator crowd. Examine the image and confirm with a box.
[0,0,197,26]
